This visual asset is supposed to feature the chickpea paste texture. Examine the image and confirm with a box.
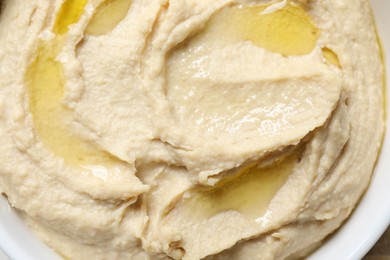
[0,0,385,259]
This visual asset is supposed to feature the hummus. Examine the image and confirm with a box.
[0,0,385,259]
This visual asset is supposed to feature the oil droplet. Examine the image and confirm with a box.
[53,0,88,35]
[177,150,301,220]
[203,1,320,56]
[86,0,132,35]
[27,0,118,166]
[322,47,341,68]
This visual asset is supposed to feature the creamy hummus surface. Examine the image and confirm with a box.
[0,0,385,259]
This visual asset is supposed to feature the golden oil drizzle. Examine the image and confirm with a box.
[53,0,88,35]
[27,0,129,167]
[202,1,320,56]
[322,47,341,68]
[86,0,132,35]
[177,150,302,220]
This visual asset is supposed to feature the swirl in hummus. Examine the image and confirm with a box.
[0,0,385,259]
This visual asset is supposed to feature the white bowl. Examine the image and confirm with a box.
[1,1,389,259]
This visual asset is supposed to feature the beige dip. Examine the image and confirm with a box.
[0,0,385,259]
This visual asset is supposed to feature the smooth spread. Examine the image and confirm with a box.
[0,0,385,259]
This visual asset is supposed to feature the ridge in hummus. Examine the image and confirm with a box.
[0,0,385,259]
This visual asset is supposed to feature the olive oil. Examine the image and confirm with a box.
[178,150,301,220]
[203,1,320,56]
[86,0,132,35]
[322,47,341,68]
[27,0,122,167]
[53,0,88,35]
[27,41,115,165]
